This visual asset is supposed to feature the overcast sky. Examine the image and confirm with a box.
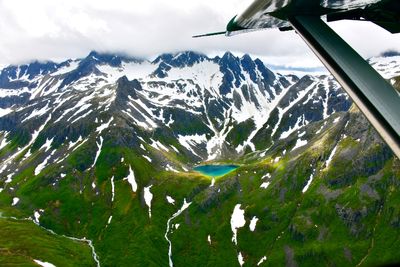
[0,0,399,68]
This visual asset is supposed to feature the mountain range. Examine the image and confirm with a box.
[0,50,399,267]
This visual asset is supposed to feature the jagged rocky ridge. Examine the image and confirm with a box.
[0,51,399,266]
[0,51,350,165]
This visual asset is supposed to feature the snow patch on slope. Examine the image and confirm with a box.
[302,169,316,193]
[11,197,19,206]
[230,204,246,245]
[144,185,153,218]
[325,144,338,169]
[33,259,56,267]
[123,165,137,193]
[92,137,104,168]
[178,134,206,158]
[249,216,259,231]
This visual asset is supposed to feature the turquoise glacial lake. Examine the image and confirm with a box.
[194,164,238,177]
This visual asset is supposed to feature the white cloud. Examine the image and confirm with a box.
[0,0,399,68]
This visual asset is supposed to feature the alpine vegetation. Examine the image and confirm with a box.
[0,51,399,266]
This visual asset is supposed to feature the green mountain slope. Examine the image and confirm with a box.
[0,216,95,266]
[0,52,399,266]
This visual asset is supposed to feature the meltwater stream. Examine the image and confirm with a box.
[164,199,192,267]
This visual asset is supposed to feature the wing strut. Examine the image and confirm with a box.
[289,16,400,159]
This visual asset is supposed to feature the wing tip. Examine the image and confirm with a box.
[192,31,227,38]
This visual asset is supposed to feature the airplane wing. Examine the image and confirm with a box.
[224,0,400,35]
[194,0,400,159]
